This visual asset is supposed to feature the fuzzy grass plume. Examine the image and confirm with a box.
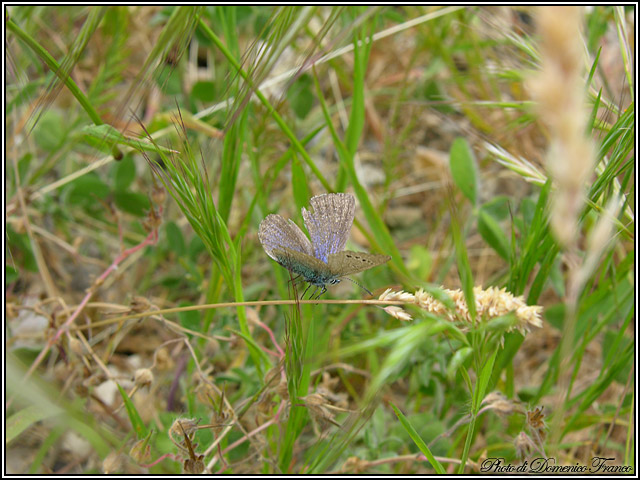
[379,286,543,335]
[528,6,596,247]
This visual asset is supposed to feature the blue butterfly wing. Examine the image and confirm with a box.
[302,193,355,263]
[258,214,313,261]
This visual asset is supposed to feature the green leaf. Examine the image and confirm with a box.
[7,405,59,445]
[346,26,369,159]
[165,221,186,257]
[155,65,183,95]
[481,196,510,220]
[520,197,536,227]
[188,235,206,261]
[407,245,433,280]
[7,80,41,113]
[422,79,456,113]
[82,124,178,155]
[478,208,509,260]
[479,313,519,334]
[113,191,150,217]
[6,265,18,284]
[287,73,313,119]
[586,7,611,52]
[447,346,473,381]
[178,302,200,332]
[291,154,310,214]
[449,137,478,205]
[33,109,66,151]
[474,348,499,411]
[218,109,247,223]
[450,200,476,321]
[64,174,111,205]
[113,154,136,191]
[602,330,634,383]
[390,403,446,474]
[18,153,34,184]
[191,80,217,103]
[6,225,38,272]
[116,383,148,439]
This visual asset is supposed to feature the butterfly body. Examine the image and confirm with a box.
[272,248,340,287]
[259,193,390,297]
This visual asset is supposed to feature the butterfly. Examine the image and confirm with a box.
[258,193,390,298]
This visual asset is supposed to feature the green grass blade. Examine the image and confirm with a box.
[116,383,148,439]
[390,403,446,474]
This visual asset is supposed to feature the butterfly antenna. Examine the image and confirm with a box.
[343,277,374,297]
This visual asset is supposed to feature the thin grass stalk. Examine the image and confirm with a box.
[198,18,332,192]
[6,16,122,159]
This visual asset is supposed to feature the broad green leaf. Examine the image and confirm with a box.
[113,154,136,191]
[449,137,478,205]
[481,195,510,220]
[64,174,110,205]
[287,73,313,119]
[165,221,186,257]
[155,66,183,95]
[447,346,473,381]
[478,208,510,260]
[178,302,200,333]
[113,191,150,217]
[191,80,217,103]
[33,110,66,151]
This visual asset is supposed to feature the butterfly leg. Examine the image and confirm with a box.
[301,283,312,299]
[307,286,321,300]
[313,286,327,299]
